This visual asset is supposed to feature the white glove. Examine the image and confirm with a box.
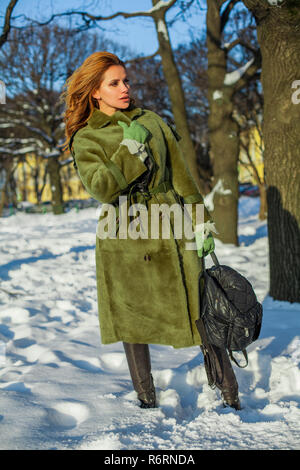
[194,221,218,239]
[120,139,148,163]
[194,221,218,258]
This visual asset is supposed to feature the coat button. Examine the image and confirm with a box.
[144,253,151,261]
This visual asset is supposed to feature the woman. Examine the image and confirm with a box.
[62,51,240,410]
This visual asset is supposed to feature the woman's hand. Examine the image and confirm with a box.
[195,232,215,258]
[118,120,149,144]
[194,221,218,258]
[118,120,150,163]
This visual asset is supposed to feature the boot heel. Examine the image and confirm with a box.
[221,390,241,410]
[138,374,156,408]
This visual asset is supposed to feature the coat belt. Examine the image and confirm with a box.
[127,180,172,207]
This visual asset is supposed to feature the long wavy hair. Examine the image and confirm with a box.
[60,51,134,151]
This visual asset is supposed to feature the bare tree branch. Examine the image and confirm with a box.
[167,0,197,25]
[20,0,178,28]
[224,36,258,55]
[221,0,241,32]
[125,49,160,64]
[239,138,262,186]
[233,49,261,92]
[0,0,19,48]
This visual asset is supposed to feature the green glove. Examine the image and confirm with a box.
[118,120,149,144]
[194,221,217,258]
[195,232,215,258]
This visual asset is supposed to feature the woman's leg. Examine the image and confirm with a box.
[201,343,241,410]
[123,342,156,408]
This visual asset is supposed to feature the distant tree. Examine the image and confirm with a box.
[174,37,212,193]
[234,79,266,220]
[0,154,18,215]
[126,56,170,118]
[0,124,39,213]
[206,0,261,244]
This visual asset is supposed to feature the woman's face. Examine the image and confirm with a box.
[92,65,131,115]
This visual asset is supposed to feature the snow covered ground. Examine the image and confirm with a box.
[0,197,299,450]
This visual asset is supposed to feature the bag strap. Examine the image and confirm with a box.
[210,251,220,267]
[195,319,218,389]
[195,272,218,388]
[201,251,220,270]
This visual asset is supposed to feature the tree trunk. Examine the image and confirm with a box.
[151,0,205,194]
[0,157,14,215]
[0,167,7,216]
[47,157,64,214]
[8,170,17,208]
[258,183,267,221]
[243,0,300,302]
[21,158,27,201]
[206,0,239,245]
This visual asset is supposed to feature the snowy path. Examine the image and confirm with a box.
[0,198,299,450]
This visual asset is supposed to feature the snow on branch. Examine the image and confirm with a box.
[266,0,284,6]
[147,0,176,14]
[0,137,43,147]
[0,120,53,144]
[43,149,61,158]
[224,57,255,86]
[59,157,74,167]
[204,179,232,212]
[0,145,36,155]
[157,19,169,41]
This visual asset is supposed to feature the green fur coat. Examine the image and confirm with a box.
[72,106,211,348]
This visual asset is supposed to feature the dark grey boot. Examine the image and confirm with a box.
[123,342,156,408]
[201,344,241,410]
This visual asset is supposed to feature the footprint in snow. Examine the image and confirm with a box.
[53,350,102,372]
[0,381,31,393]
[15,343,53,364]
[99,353,128,371]
[0,307,30,324]
[46,401,90,430]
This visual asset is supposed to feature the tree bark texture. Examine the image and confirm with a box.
[0,157,14,216]
[47,157,64,215]
[243,0,300,302]
[206,0,240,245]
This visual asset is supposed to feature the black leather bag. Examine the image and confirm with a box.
[196,252,263,367]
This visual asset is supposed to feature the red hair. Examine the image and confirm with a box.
[61,51,133,150]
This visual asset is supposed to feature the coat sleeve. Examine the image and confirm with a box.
[157,115,212,230]
[72,128,149,204]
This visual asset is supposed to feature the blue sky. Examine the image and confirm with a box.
[2,0,207,56]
